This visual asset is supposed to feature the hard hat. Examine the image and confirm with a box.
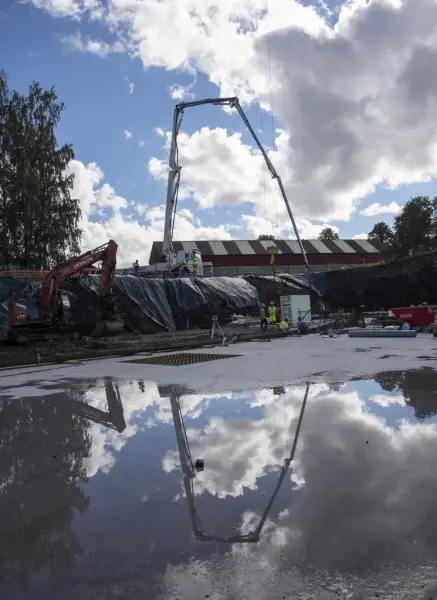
[270,301,274,305]
[261,303,265,307]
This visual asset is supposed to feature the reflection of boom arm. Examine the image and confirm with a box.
[163,97,310,278]
[48,377,126,433]
[168,383,310,543]
[41,240,118,316]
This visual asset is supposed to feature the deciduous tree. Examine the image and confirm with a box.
[0,72,81,268]
[368,222,394,246]
[318,227,339,241]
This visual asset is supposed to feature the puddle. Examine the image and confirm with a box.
[1,369,437,599]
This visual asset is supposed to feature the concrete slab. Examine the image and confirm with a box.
[2,333,436,392]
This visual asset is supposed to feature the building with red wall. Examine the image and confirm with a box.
[148,239,385,276]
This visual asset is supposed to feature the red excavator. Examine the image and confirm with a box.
[7,240,124,340]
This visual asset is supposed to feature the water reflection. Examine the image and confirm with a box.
[375,367,437,421]
[3,370,437,598]
[163,383,310,543]
[0,393,91,589]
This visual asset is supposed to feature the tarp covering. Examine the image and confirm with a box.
[78,274,259,332]
[0,274,260,335]
[195,277,259,310]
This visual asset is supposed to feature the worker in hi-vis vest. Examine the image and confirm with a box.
[268,301,276,325]
[279,318,289,330]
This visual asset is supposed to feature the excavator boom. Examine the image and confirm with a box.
[41,240,118,314]
[7,239,123,339]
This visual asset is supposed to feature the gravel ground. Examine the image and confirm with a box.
[0,329,216,360]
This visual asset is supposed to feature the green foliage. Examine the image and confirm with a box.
[392,196,437,255]
[368,221,394,245]
[0,72,81,268]
[318,227,339,241]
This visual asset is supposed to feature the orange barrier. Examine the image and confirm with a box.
[0,269,49,281]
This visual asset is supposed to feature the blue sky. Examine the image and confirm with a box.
[1,0,436,265]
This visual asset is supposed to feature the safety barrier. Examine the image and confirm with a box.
[0,268,49,281]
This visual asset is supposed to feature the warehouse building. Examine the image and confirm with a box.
[148,239,385,276]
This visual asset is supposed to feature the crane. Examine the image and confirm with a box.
[8,240,124,339]
[163,97,310,279]
[162,382,310,543]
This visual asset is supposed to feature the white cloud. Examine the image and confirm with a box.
[29,0,90,18]
[68,159,236,266]
[148,125,346,234]
[169,82,195,101]
[149,126,276,211]
[138,140,146,148]
[361,201,402,217]
[352,232,368,240]
[30,0,437,223]
[154,127,165,137]
[240,214,339,240]
[127,80,135,94]
[123,129,132,140]
[370,393,405,408]
[61,31,122,56]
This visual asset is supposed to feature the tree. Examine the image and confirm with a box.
[258,234,275,241]
[318,227,339,241]
[392,196,436,255]
[0,72,81,268]
[368,222,394,246]
[0,393,91,587]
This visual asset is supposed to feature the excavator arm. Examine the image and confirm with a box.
[40,240,118,316]
[7,240,123,338]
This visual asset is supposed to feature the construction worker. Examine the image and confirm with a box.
[181,258,189,275]
[132,259,139,276]
[319,300,326,319]
[268,301,276,325]
[192,257,198,276]
[259,303,268,331]
[279,318,289,330]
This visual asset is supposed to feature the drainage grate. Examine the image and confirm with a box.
[121,353,240,367]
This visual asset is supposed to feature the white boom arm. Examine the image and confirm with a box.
[163,97,310,278]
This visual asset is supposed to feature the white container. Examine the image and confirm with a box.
[280,295,311,325]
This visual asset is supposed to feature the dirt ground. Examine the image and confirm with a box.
[0,329,214,361]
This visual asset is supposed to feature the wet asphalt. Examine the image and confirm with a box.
[2,368,437,599]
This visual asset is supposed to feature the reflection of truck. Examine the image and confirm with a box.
[7,240,124,340]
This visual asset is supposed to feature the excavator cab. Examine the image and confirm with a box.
[8,298,41,326]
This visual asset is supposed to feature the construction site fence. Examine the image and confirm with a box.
[0,267,49,281]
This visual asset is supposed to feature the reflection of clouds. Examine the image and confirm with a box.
[369,393,405,407]
[163,386,323,498]
[86,384,233,478]
[160,385,437,598]
[146,391,232,427]
[84,381,159,477]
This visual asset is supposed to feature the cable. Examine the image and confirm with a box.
[265,0,277,231]
[255,13,268,222]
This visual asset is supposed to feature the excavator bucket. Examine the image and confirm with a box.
[92,318,125,337]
